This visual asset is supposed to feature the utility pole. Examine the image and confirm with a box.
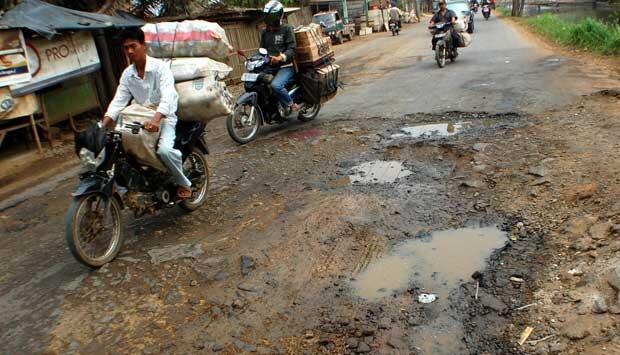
[341,0,349,23]
[364,0,369,27]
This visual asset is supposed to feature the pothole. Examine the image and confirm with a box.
[351,226,507,301]
[349,160,412,185]
[391,122,470,139]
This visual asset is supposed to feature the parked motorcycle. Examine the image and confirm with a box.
[430,23,458,68]
[482,4,491,20]
[66,121,210,267]
[226,48,321,144]
[389,19,400,36]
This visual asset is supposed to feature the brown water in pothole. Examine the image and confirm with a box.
[352,226,507,301]
[349,160,412,184]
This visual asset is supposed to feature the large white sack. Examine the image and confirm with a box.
[118,104,166,171]
[164,57,233,82]
[142,20,232,60]
[461,32,472,47]
[176,77,234,123]
[454,18,466,32]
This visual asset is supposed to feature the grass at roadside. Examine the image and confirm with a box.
[496,6,511,17]
[525,13,620,55]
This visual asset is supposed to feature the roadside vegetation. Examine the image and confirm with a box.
[526,13,620,55]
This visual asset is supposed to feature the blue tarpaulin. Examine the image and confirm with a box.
[0,0,144,39]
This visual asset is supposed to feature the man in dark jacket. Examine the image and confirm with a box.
[261,0,299,112]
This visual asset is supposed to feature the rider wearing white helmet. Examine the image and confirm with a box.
[260,0,300,112]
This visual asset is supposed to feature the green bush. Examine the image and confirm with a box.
[526,13,620,55]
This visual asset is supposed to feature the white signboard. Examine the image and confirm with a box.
[11,31,100,95]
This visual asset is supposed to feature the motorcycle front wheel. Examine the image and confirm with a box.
[65,193,123,268]
[180,147,210,212]
[436,44,446,68]
[298,103,321,122]
[227,103,262,144]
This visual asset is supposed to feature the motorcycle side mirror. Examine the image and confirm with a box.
[258,48,269,56]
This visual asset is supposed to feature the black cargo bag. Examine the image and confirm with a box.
[299,62,340,105]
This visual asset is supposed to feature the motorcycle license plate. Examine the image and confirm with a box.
[241,73,259,82]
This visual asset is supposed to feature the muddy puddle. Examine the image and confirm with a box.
[391,122,469,139]
[352,226,507,301]
[349,160,412,184]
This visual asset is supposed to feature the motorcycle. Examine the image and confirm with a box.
[226,48,322,144]
[430,23,458,68]
[66,120,210,267]
[389,19,400,36]
[482,4,491,20]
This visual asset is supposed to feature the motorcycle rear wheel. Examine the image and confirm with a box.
[298,103,321,122]
[227,103,262,144]
[180,148,210,212]
[436,45,446,68]
[65,193,123,268]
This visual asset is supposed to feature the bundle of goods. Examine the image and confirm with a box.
[454,18,466,32]
[164,57,233,82]
[294,24,333,66]
[176,77,234,122]
[142,20,232,60]
[118,104,167,171]
[456,32,472,48]
[298,63,340,104]
[294,24,340,105]
[141,20,235,124]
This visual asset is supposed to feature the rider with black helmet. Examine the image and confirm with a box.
[260,0,300,112]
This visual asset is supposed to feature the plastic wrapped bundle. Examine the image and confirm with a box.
[176,77,234,123]
[118,104,167,171]
[165,57,233,82]
[142,20,232,60]
[458,32,472,47]
[454,18,466,32]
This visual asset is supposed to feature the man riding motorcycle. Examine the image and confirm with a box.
[260,0,300,113]
[389,3,404,31]
[102,28,192,199]
[429,0,458,51]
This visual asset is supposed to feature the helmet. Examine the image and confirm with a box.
[263,0,284,27]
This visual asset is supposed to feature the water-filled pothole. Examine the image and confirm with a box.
[391,122,470,139]
[349,160,412,185]
[352,226,507,301]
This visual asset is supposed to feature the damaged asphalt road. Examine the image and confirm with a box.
[3,16,620,355]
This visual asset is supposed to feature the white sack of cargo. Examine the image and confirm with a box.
[118,104,166,171]
[165,57,233,82]
[176,77,234,123]
[460,32,472,47]
[142,20,232,60]
[454,18,466,32]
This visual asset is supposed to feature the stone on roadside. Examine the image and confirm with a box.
[473,143,491,152]
[356,342,371,353]
[148,244,204,265]
[591,295,608,314]
[565,183,599,201]
[238,282,260,292]
[387,337,406,350]
[461,180,485,189]
[563,215,598,237]
[608,266,620,291]
[562,320,591,340]
[589,222,613,240]
[346,337,359,349]
[241,255,256,276]
[528,165,548,177]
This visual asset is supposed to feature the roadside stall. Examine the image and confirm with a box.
[0,0,143,152]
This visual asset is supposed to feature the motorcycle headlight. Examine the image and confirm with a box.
[79,147,105,171]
